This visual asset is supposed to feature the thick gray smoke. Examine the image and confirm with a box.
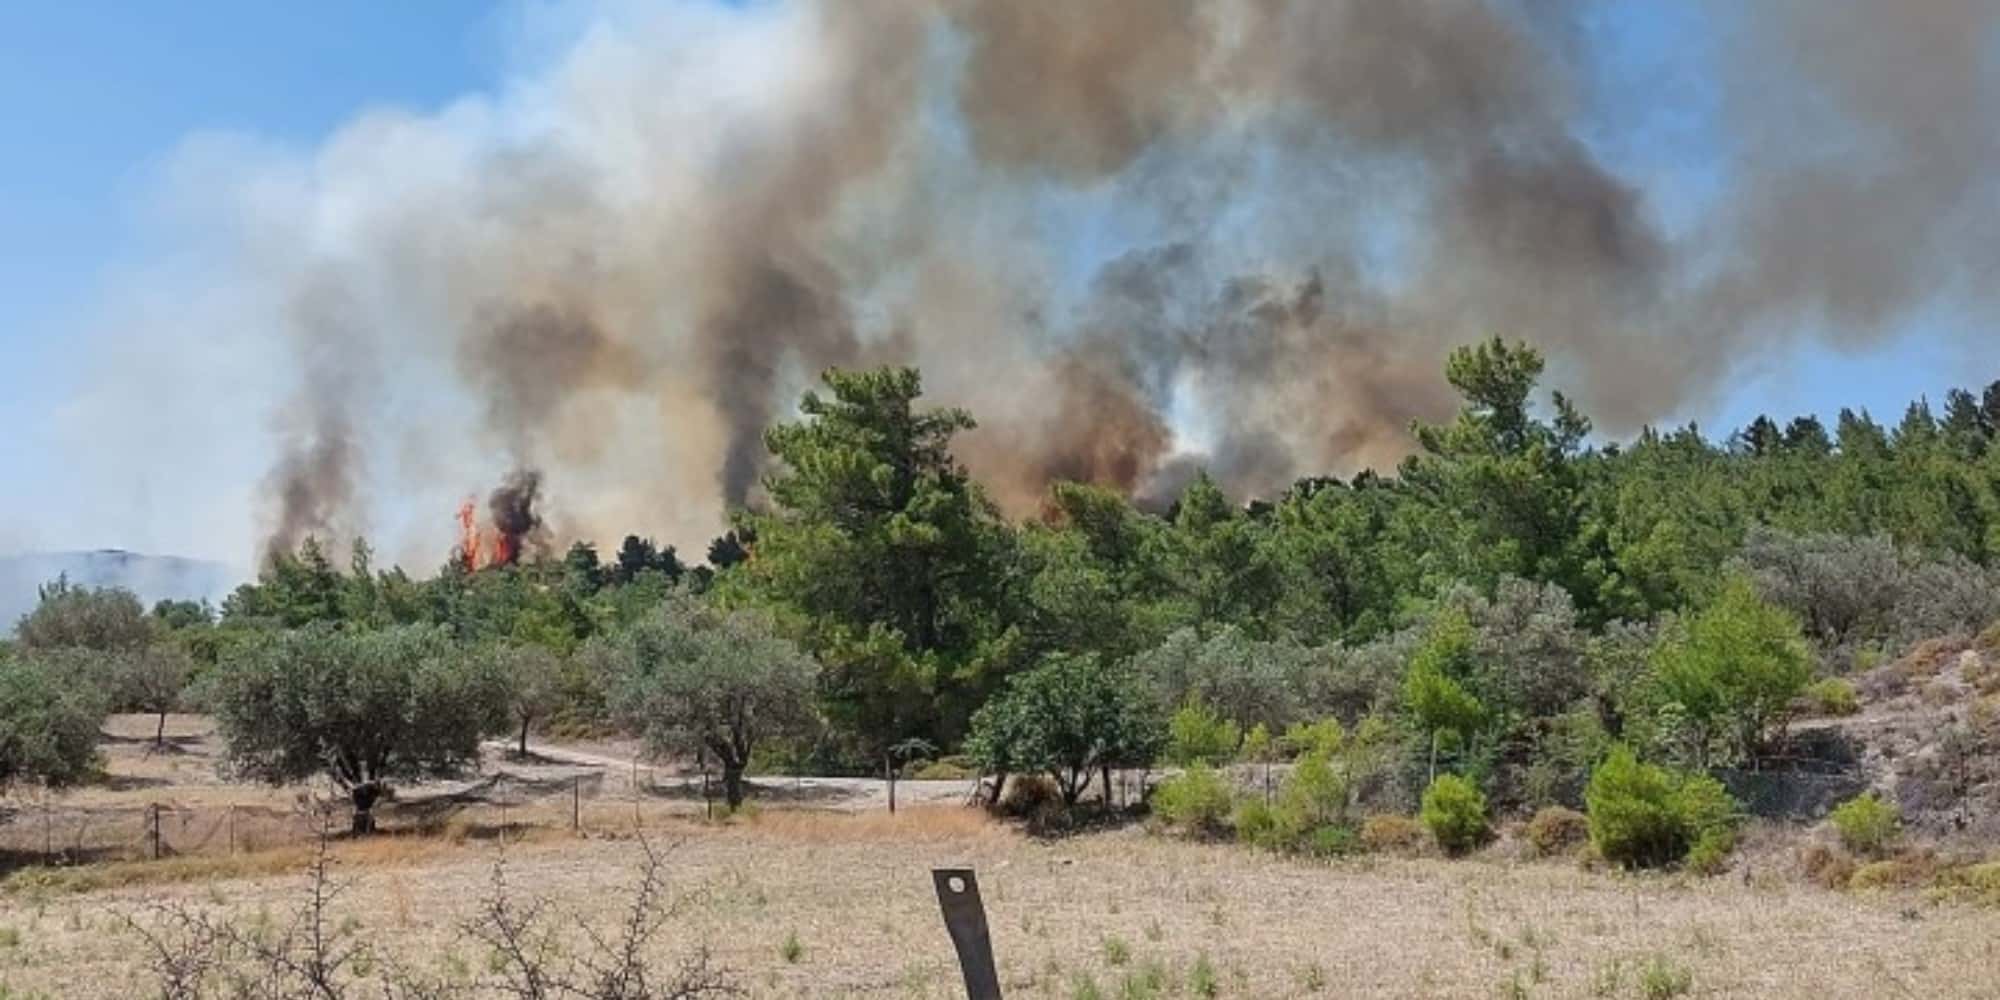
[201,0,1997,562]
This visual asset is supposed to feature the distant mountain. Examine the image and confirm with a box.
[0,550,244,636]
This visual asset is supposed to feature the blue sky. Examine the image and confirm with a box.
[0,2,1990,562]
[0,4,502,558]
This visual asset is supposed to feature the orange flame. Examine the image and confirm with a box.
[492,532,516,567]
[457,498,481,571]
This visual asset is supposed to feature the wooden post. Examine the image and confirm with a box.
[886,753,897,815]
[572,776,580,832]
[148,804,161,861]
[702,767,713,821]
[42,783,52,864]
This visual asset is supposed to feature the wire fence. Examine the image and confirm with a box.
[0,771,658,870]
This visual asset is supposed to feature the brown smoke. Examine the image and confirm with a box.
[226,0,2000,561]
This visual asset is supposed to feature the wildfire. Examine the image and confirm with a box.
[492,531,516,567]
[457,497,482,571]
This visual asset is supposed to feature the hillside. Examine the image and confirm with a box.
[0,550,241,635]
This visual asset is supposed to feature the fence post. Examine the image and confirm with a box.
[148,803,161,861]
[572,775,581,832]
[887,753,897,815]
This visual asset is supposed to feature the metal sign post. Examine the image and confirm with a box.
[933,868,1002,999]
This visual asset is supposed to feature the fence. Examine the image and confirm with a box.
[0,770,658,870]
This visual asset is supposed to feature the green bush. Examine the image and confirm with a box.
[1419,774,1490,855]
[1584,746,1738,870]
[1525,806,1591,857]
[1828,792,1899,856]
[1166,700,1240,766]
[1272,750,1349,846]
[1802,677,1860,717]
[1281,718,1345,759]
[1303,824,1360,858]
[911,756,979,780]
[1152,764,1235,835]
[1233,798,1280,849]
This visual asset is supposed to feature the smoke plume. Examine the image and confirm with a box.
[487,468,549,567]
[113,0,1998,564]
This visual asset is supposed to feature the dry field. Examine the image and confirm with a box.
[0,719,1996,998]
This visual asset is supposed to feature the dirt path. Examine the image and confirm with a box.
[486,738,986,812]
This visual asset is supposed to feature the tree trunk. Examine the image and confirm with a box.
[155,710,168,748]
[350,782,382,835]
[518,715,532,757]
[1101,763,1114,809]
[721,761,746,809]
[987,770,1009,808]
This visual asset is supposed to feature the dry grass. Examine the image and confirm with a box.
[0,819,1996,998]
[4,716,2000,997]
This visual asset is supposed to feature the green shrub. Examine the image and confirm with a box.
[1802,677,1860,717]
[1828,792,1899,856]
[1524,806,1591,857]
[1238,723,1276,764]
[1359,813,1427,854]
[1272,750,1349,843]
[1584,746,1738,870]
[1152,764,1235,835]
[1281,718,1345,759]
[1233,798,1280,849]
[1420,774,1490,855]
[1638,954,1692,999]
[1166,700,1239,766]
[912,756,978,780]
[1304,824,1361,858]
[1684,829,1735,876]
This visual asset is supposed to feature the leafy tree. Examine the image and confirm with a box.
[116,643,195,747]
[1164,699,1240,766]
[1649,578,1812,767]
[207,624,507,832]
[706,530,751,570]
[740,366,1017,747]
[0,651,104,788]
[1401,609,1486,780]
[1132,626,1308,735]
[15,577,151,652]
[609,596,819,807]
[965,653,1161,806]
[150,598,215,631]
[487,643,566,757]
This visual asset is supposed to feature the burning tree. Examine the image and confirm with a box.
[206,624,508,832]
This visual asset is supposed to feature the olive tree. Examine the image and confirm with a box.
[0,651,105,789]
[609,596,819,808]
[116,643,195,747]
[207,624,506,832]
[15,577,152,653]
[486,643,565,757]
[966,653,1163,807]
